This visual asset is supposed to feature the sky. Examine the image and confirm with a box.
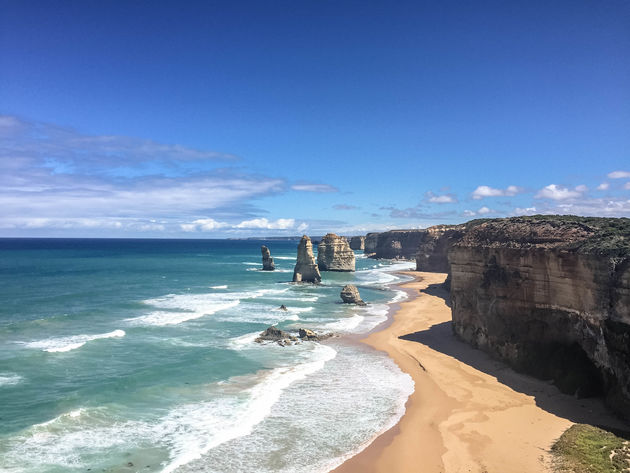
[1,0,629,238]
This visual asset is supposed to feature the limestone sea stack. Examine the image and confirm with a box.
[292,235,321,283]
[261,245,275,271]
[317,233,355,271]
[340,284,366,306]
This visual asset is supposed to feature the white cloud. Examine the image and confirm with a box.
[608,171,630,179]
[462,210,476,217]
[597,182,610,191]
[535,184,586,201]
[625,182,630,190]
[235,218,296,229]
[425,191,458,204]
[477,206,493,215]
[297,222,309,233]
[471,185,523,200]
[429,194,456,203]
[291,183,338,193]
[181,218,229,232]
[513,207,537,215]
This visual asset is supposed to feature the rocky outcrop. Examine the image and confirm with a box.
[340,284,366,306]
[293,235,322,283]
[317,233,355,271]
[349,236,365,250]
[415,224,467,272]
[255,326,297,346]
[298,328,334,341]
[261,245,275,271]
[371,229,427,259]
[449,216,630,416]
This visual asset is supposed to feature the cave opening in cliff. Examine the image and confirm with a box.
[524,342,604,399]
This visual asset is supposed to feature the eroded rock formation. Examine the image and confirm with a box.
[261,245,275,271]
[340,284,366,306]
[317,233,355,271]
[349,236,365,250]
[255,326,297,346]
[415,224,467,272]
[449,216,630,416]
[298,328,333,341]
[293,235,322,283]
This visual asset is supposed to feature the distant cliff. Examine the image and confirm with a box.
[448,216,630,417]
[364,229,427,259]
[415,224,467,272]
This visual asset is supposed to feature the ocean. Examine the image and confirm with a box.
[0,238,414,473]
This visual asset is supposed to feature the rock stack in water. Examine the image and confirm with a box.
[340,284,366,306]
[261,245,275,271]
[292,235,321,283]
[317,233,355,271]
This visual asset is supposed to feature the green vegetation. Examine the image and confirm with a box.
[552,424,630,473]
[464,215,630,257]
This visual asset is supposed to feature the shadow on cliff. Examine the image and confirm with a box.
[418,282,451,308]
[400,321,628,432]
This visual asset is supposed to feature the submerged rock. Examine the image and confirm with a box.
[340,284,366,306]
[293,235,321,283]
[317,233,355,271]
[261,245,275,271]
[255,326,297,345]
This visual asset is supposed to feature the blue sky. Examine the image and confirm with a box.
[1,0,629,237]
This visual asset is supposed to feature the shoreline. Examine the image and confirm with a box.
[332,270,627,473]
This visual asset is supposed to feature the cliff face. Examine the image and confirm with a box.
[415,224,466,272]
[370,229,427,259]
[364,233,379,254]
[317,233,355,271]
[293,235,322,283]
[349,236,365,250]
[449,216,630,416]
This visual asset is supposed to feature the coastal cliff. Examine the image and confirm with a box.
[364,232,379,254]
[415,224,466,272]
[367,229,426,259]
[349,236,365,250]
[317,233,355,271]
[448,216,630,416]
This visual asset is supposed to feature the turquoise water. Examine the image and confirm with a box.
[0,238,414,473]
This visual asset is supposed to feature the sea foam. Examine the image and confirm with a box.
[23,330,125,353]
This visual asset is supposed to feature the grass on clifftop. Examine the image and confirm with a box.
[552,424,630,472]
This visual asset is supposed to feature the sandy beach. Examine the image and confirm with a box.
[334,271,626,473]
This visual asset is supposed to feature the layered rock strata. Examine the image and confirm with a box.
[261,245,275,271]
[449,216,630,416]
[415,224,467,272]
[349,236,365,250]
[340,284,366,306]
[293,235,322,283]
[317,233,355,271]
